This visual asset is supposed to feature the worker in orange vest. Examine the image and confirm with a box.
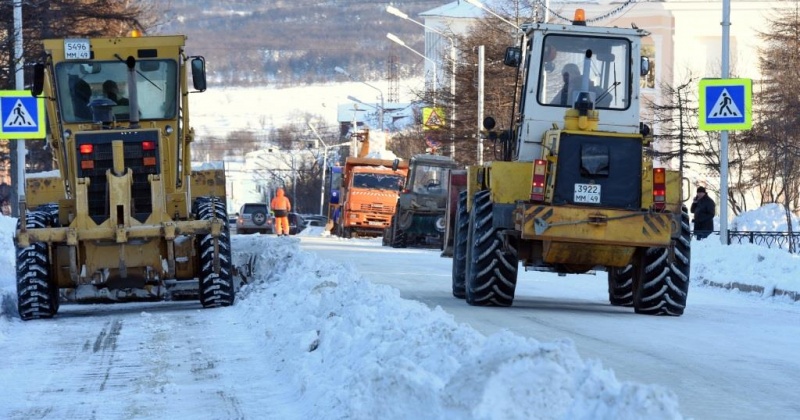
[271,187,292,236]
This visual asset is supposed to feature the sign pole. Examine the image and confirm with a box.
[720,0,731,244]
[13,0,26,217]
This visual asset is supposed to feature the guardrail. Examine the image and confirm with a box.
[691,231,800,253]
[726,231,800,254]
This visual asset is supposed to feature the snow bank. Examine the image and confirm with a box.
[731,203,800,232]
[232,236,683,419]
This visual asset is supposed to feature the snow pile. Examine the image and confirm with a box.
[691,204,800,294]
[731,203,800,232]
[692,237,800,294]
[0,215,17,324]
[231,235,682,419]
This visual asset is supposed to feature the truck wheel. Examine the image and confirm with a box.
[633,209,691,316]
[391,229,406,247]
[451,190,469,298]
[607,265,634,307]
[382,225,391,246]
[465,190,519,307]
[16,211,58,320]
[195,197,235,308]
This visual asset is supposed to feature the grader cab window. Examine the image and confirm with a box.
[54,59,178,123]
[538,35,632,110]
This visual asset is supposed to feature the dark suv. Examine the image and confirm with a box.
[236,203,274,234]
[288,212,306,235]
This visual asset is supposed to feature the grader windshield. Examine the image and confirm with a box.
[53,59,178,123]
[537,34,631,110]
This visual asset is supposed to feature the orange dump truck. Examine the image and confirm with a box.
[335,157,408,238]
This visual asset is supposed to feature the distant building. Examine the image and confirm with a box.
[420,0,788,94]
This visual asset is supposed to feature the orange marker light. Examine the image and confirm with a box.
[573,9,586,25]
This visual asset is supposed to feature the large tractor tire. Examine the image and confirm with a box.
[632,209,691,316]
[16,210,58,320]
[381,224,391,247]
[464,190,519,307]
[451,190,469,298]
[194,197,235,308]
[390,213,407,248]
[607,265,634,307]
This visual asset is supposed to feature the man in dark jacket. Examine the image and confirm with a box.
[690,186,715,240]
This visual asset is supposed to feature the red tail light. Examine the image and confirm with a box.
[142,141,156,151]
[653,168,666,211]
[79,144,93,154]
[530,159,547,202]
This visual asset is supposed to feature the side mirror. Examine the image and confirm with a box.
[640,57,650,77]
[503,47,521,67]
[191,57,207,92]
[392,158,399,172]
[31,63,45,96]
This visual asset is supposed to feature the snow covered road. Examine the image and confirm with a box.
[1,300,295,419]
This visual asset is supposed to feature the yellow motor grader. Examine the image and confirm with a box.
[15,34,233,320]
[451,10,691,316]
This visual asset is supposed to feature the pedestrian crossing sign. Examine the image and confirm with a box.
[0,90,45,139]
[698,78,752,131]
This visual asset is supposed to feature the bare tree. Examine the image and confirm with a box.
[752,4,800,246]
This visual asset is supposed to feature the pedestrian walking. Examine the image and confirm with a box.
[690,186,715,240]
[271,188,292,236]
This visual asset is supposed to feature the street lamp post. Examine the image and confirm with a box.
[386,5,457,158]
[308,123,350,216]
[464,0,522,165]
[334,66,385,132]
[386,33,438,106]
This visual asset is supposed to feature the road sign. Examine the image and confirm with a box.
[698,78,752,131]
[422,107,445,131]
[0,90,45,139]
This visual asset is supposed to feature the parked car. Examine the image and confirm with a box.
[236,203,274,234]
[288,212,306,235]
[303,214,328,227]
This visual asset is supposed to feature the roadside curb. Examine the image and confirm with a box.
[700,280,800,302]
